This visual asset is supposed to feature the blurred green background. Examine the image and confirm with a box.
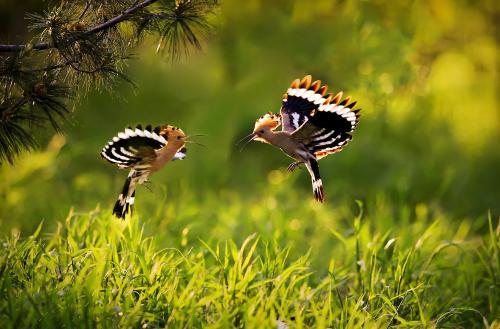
[1,0,498,238]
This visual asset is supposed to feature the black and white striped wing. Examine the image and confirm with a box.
[101,124,167,168]
[291,97,360,159]
[280,75,330,132]
[317,96,360,133]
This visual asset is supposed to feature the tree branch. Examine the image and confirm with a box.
[0,0,219,164]
[0,43,50,52]
[0,0,159,53]
[86,0,158,34]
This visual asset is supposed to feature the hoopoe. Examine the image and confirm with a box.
[241,75,361,202]
[100,124,188,219]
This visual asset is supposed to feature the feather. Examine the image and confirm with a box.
[311,80,321,92]
[101,127,167,168]
[300,75,312,89]
[332,92,343,104]
[318,85,328,96]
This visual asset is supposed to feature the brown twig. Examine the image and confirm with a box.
[0,0,159,53]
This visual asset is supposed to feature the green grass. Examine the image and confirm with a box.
[0,1,498,328]
[1,197,497,328]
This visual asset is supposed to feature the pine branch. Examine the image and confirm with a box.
[86,0,158,35]
[0,0,160,53]
[0,0,219,165]
[0,43,50,52]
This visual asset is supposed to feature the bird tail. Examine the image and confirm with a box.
[306,158,325,202]
[113,172,137,219]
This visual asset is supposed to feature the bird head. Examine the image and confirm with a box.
[238,113,281,150]
[160,125,187,143]
[252,112,281,142]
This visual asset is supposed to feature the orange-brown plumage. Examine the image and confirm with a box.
[244,74,361,203]
[300,75,312,88]
[318,85,328,96]
[101,124,188,219]
[332,92,343,104]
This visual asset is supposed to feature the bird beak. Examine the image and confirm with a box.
[237,132,256,152]
[185,134,206,148]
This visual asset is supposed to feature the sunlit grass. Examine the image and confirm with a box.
[1,200,497,328]
[0,1,498,328]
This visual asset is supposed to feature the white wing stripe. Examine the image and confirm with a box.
[312,130,337,141]
[110,129,168,147]
[330,105,343,113]
[111,148,130,161]
[320,104,335,112]
[152,132,167,144]
[287,87,326,105]
[124,128,136,137]
[311,128,326,137]
[302,90,315,99]
[309,93,322,102]
[294,88,307,97]
[120,147,136,157]
[291,113,301,129]
[135,128,145,137]
[101,151,126,164]
[311,96,325,104]
[315,136,340,147]
[117,132,128,139]
[338,108,350,115]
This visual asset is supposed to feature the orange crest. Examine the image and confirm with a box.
[160,125,186,141]
[254,112,281,132]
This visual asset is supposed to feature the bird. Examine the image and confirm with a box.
[240,75,361,202]
[100,124,188,219]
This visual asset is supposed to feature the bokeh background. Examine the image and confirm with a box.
[1,0,498,249]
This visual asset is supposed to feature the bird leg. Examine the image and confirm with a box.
[287,161,303,172]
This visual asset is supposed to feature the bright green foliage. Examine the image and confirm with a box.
[0,204,498,328]
[0,0,498,327]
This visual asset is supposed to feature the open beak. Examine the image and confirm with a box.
[237,132,256,152]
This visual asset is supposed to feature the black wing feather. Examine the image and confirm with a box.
[308,110,352,132]
[292,105,359,158]
[280,78,329,132]
[101,127,167,168]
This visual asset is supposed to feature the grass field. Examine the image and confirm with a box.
[1,0,499,327]
[1,194,498,328]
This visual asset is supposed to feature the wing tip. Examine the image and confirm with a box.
[332,92,343,104]
[318,85,328,96]
[290,78,300,88]
[300,75,312,89]
[311,79,321,92]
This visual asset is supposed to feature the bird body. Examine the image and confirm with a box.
[245,75,361,202]
[149,137,186,173]
[256,129,312,166]
[101,124,187,219]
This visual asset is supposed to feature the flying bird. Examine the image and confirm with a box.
[241,75,361,202]
[101,124,188,219]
